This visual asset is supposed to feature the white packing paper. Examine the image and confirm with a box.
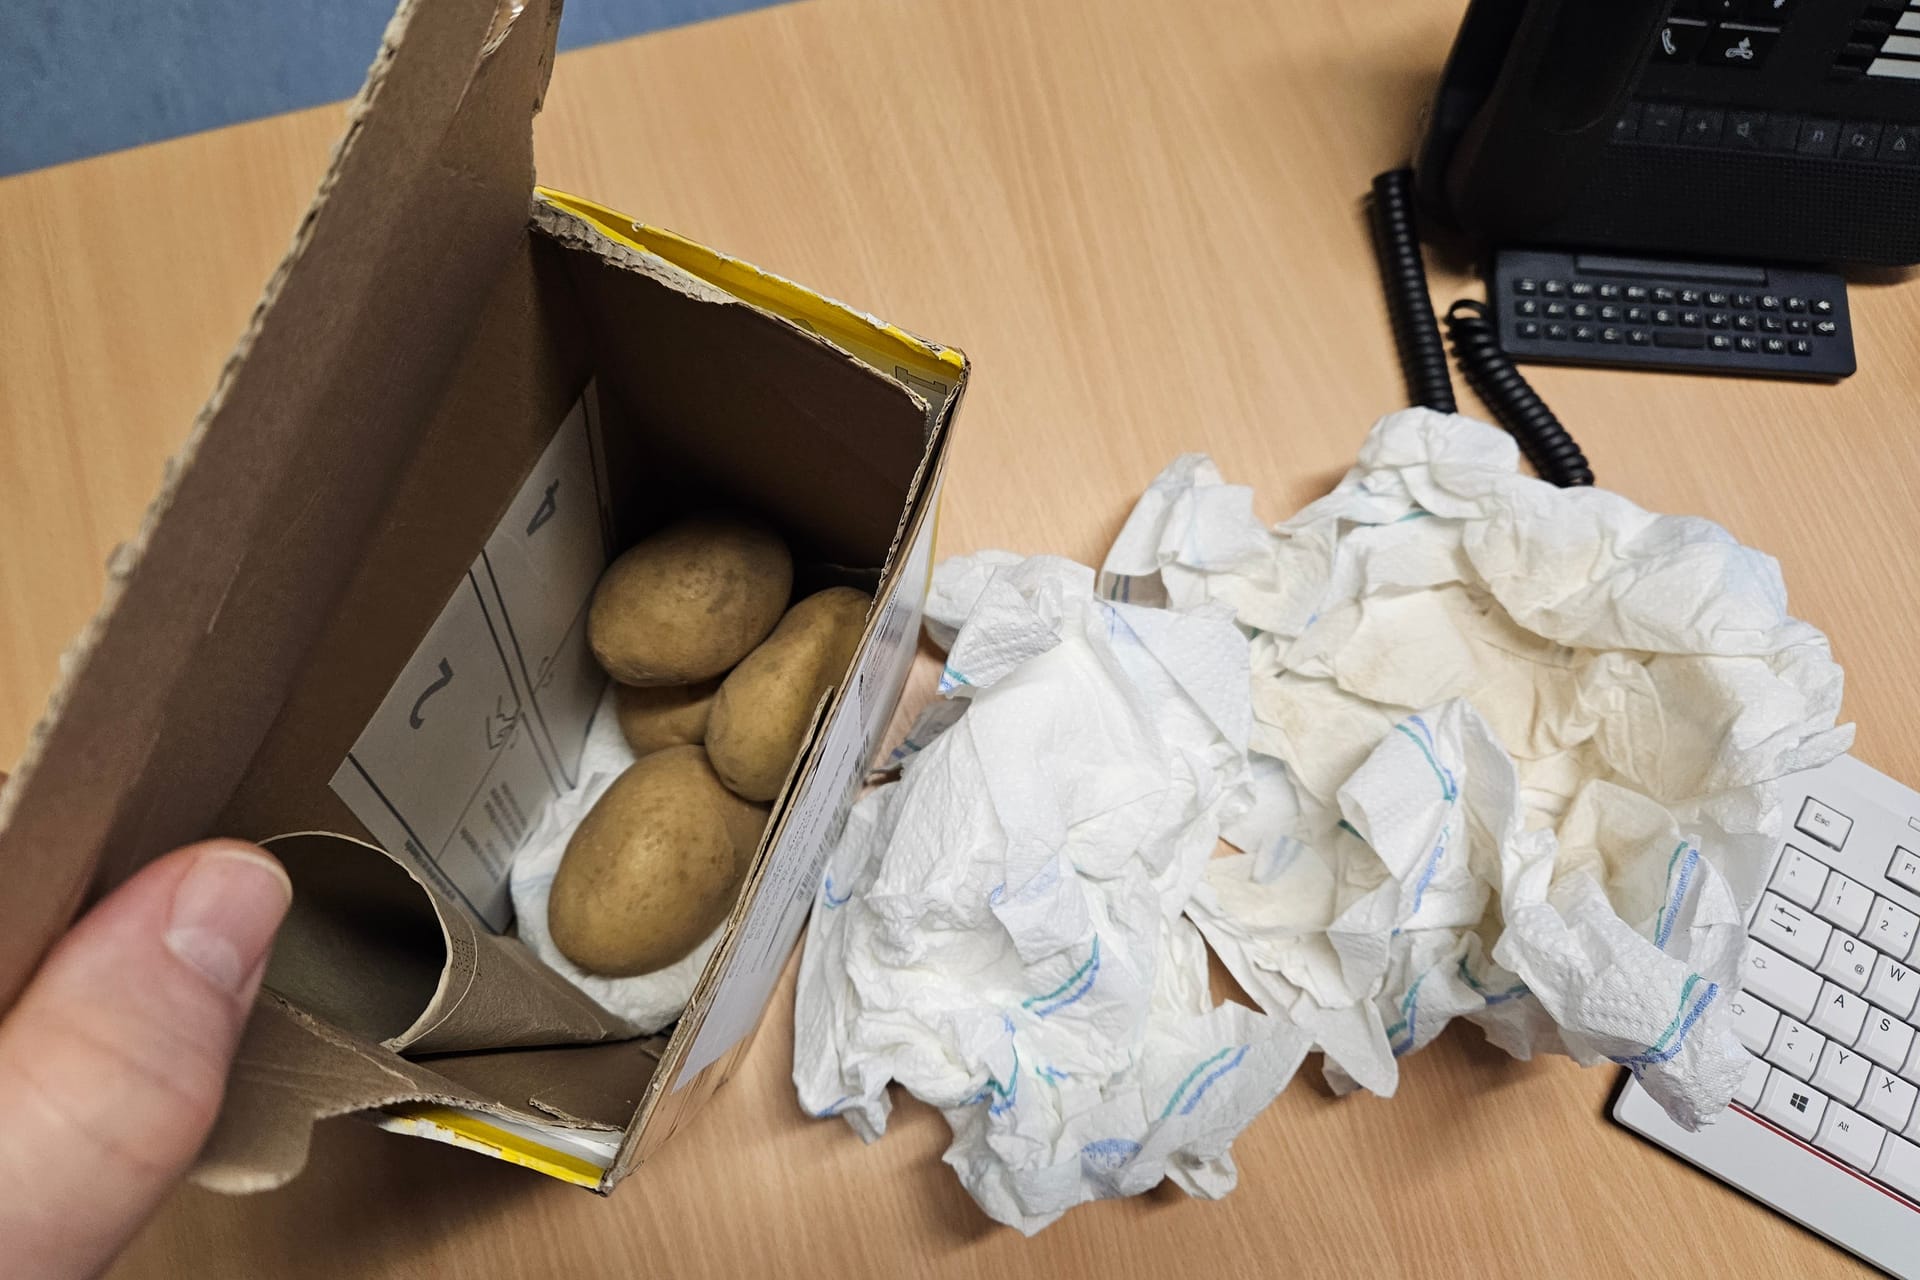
[1103,409,1852,1128]
[793,554,1312,1234]
[510,684,723,1034]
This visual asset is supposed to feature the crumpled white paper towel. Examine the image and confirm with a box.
[1102,409,1852,1127]
[510,684,723,1034]
[793,554,1313,1234]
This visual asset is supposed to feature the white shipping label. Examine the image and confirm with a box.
[674,485,941,1088]
[330,391,613,930]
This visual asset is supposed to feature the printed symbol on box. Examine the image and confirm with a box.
[1727,37,1755,61]
[525,480,560,537]
[1790,1092,1809,1112]
[408,659,455,730]
[485,696,520,750]
[1662,28,1679,55]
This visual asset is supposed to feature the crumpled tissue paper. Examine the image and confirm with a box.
[1102,408,1852,1127]
[510,684,723,1034]
[793,553,1313,1234]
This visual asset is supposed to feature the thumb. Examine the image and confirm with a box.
[0,840,290,1280]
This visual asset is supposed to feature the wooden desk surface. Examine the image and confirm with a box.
[3,0,1914,1274]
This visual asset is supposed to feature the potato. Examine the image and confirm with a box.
[588,514,792,686]
[706,586,872,802]
[548,746,764,976]
[615,678,719,757]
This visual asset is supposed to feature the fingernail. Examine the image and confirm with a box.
[165,847,293,997]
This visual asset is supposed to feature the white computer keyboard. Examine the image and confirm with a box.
[1616,753,1920,1277]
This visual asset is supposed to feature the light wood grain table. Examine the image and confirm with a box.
[4,0,1916,1274]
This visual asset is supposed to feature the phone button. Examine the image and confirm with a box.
[1724,111,1767,149]
[1880,125,1920,164]
[1641,103,1684,144]
[1655,19,1712,64]
[1797,118,1842,157]
[1700,25,1779,68]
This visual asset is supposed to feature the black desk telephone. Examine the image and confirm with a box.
[1368,0,1920,486]
[1417,0,1920,266]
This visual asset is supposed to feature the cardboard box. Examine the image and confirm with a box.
[0,0,965,1192]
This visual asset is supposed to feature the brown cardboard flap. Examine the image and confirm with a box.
[193,991,651,1195]
[0,0,563,1008]
[263,833,639,1054]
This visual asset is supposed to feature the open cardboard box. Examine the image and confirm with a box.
[0,0,964,1192]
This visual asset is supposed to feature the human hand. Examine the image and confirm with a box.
[0,840,291,1279]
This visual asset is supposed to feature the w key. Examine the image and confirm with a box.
[1753,892,1833,969]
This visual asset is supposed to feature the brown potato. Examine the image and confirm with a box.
[615,678,720,757]
[588,514,792,686]
[706,586,872,802]
[547,746,762,976]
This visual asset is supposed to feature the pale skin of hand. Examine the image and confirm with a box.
[0,839,291,1279]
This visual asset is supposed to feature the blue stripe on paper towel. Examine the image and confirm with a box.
[0,0,793,178]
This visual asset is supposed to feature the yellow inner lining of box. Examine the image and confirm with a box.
[535,187,966,390]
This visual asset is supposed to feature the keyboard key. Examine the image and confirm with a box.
[1542,280,1567,296]
[1627,328,1652,346]
[1877,1134,1920,1200]
[1790,339,1813,357]
[1598,304,1623,322]
[1816,1102,1887,1172]
[1734,314,1757,331]
[1812,297,1834,315]
[1818,932,1875,992]
[1546,324,1570,341]
[1731,991,1781,1053]
[1545,301,1569,320]
[1759,293,1781,311]
[1599,327,1623,344]
[1736,336,1760,354]
[1868,952,1920,1020]
[1678,289,1704,306]
[1760,1068,1827,1140]
[1625,284,1650,302]
[1708,334,1733,352]
[1707,311,1731,329]
[1598,284,1622,300]
[1814,1039,1871,1105]
[1745,941,1823,1019]
[1904,1037,1920,1090]
[1797,119,1840,157]
[1797,797,1853,849]
[1868,896,1919,958]
[1813,982,1870,1043]
[1771,845,1830,908]
[1814,319,1839,337]
[1678,309,1703,327]
[1568,282,1595,299]
[1785,296,1808,313]
[1655,330,1709,350]
[1889,847,1920,895]
[1515,278,1538,295]
[1864,1064,1919,1130]
[1515,298,1540,318]
[1787,318,1810,335]
[1764,337,1787,356]
[1702,26,1778,68]
[1733,292,1757,308]
[1766,1013,1824,1080]
[1652,307,1677,326]
[1517,321,1542,339]
[1571,325,1596,343]
[1862,1008,1917,1073]
[1754,893,1832,968]
[1815,869,1874,932]
[1682,109,1724,146]
[1736,1054,1769,1108]
[1653,286,1678,304]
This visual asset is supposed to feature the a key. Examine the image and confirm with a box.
[1890,847,1920,896]
[1759,1069,1827,1140]
[1796,797,1852,850]
[1770,845,1829,909]
[1730,992,1780,1054]
[1867,952,1920,1020]
[1743,941,1823,1020]
[1868,896,1919,959]
[1753,893,1832,969]
[1813,1040,1870,1105]
[1873,1135,1920,1200]
[1903,1036,1920,1090]
[1766,1014,1824,1080]
[1817,932,1874,993]
[1863,1064,1919,1129]
[1858,1007,1915,1071]
[1816,871,1874,934]
[1811,982,1868,1044]
[1816,1102,1887,1172]
[1735,1055,1769,1108]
